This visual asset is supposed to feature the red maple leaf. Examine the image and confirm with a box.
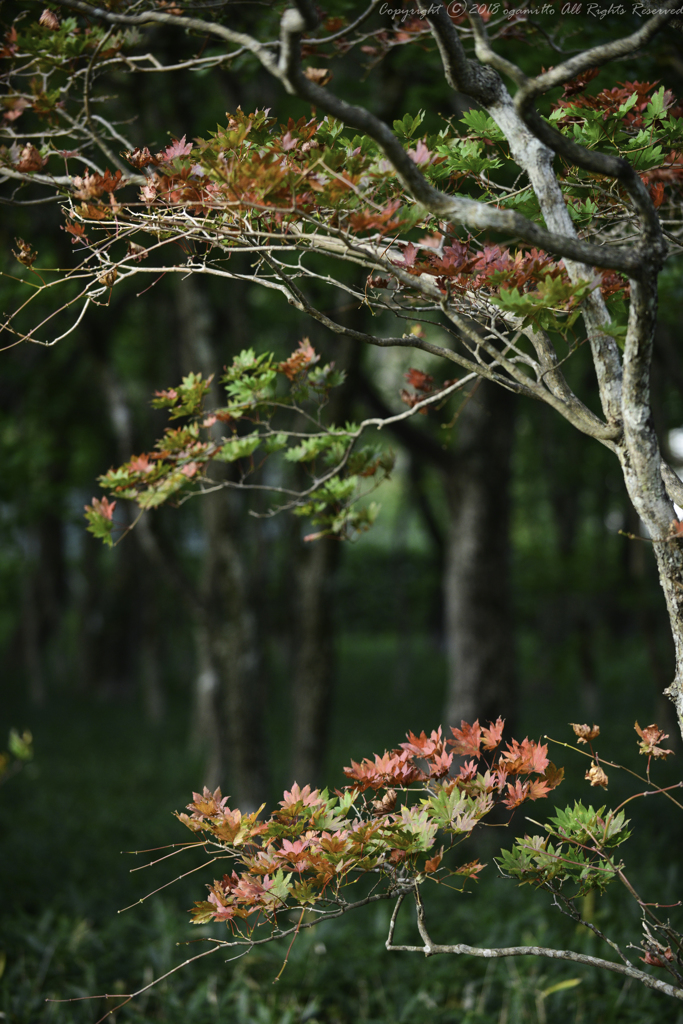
[277,338,319,380]
[502,779,529,809]
[397,242,418,268]
[501,738,549,775]
[128,454,153,474]
[481,717,505,750]
[404,368,434,393]
[448,720,482,758]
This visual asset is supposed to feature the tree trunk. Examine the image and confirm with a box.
[177,276,269,807]
[290,536,339,786]
[443,381,516,728]
[199,490,269,808]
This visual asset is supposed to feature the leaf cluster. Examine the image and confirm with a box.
[173,720,563,931]
[86,340,391,543]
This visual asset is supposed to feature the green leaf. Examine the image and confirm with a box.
[393,110,425,141]
[8,728,33,761]
[284,434,344,463]
[214,435,261,462]
[459,109,505,143]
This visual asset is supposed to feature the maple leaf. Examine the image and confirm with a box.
[63,220,88,243]
[400,727,443,757]
[400,242,418,267]
[501,738,549,775]
[161,135,193,161]
[562,66,600,99]
[404,368,434,393]
[570,723,600,745]
[502,779,529,809]
[277,338,319,380]
[429,750,454,778]
[39,7,60,28]
[455,859,486,878]
[541,762,565,790]
[399,389,428,413]
[408,140,432,166]
[526,779,551,801]
[634,721,674,759]
[3,96,30,122]
[126,147,155,169]
[458,759,479,782]
[448,720,482,757]
[481,717,505,750]
[187,785,229,817]
[424,846,443,873]
[90,495,116,520]
[279,782,321,808]
[128,454,153,474]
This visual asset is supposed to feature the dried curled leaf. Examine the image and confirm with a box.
[39,8,60,28]
[634,721,674,759]
[570,723,600,745]
[304,66,332,86]
[13,237,37,268]
[98,267,118,288]
[585,762,609,789]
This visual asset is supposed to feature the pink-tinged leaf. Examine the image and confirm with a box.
[400,727,443,758]
[279,782,321,808]
[180,461,199,478]
[448,720,482,758]
[481,717,505,750]
[161,135,193,161]
[417,233,443,249]
[91,496,116,520]
[501,738,549,775]
[455,859,486,878]
[429,750,453,778]
[128,454,153,474]
[502,779,529,809]
[281,131,298,152]
[526,779,551,801]
[408,140,432,166]
[458,759,479,782]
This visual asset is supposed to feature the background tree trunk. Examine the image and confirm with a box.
[177,276,269,807]
[443,381,516,727]
[290,536,339,786]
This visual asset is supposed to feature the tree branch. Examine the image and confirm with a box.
[384,885,683,1002]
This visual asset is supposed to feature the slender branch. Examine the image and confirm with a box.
[384,885,683,1001]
